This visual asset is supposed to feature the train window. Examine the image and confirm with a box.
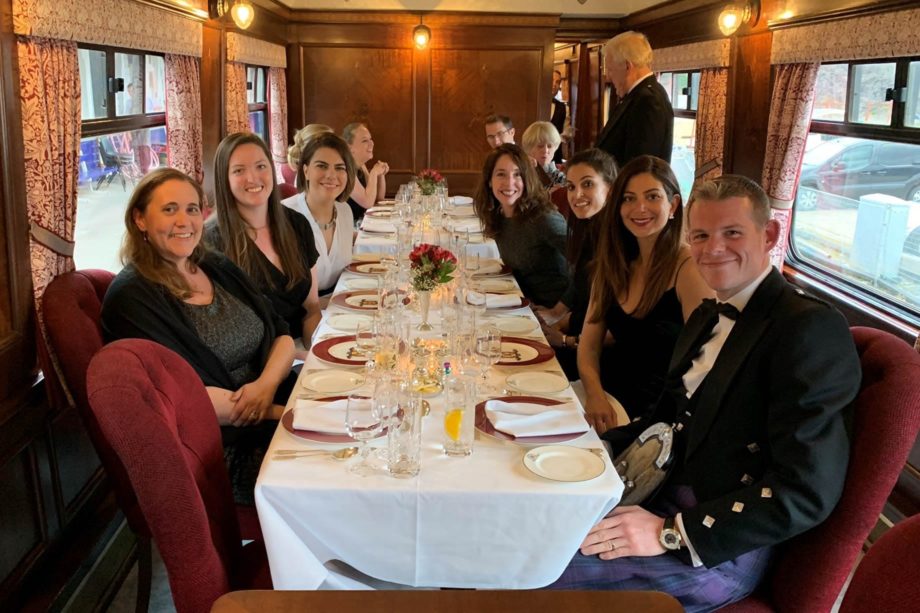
[73,45,168,272]
[246,65,269,142]
[790,58,920,320]
[658,70,699,199]
[907,61,920,129]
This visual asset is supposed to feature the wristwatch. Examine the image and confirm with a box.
[659,517,683,551]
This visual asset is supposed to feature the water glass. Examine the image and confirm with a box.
[442,377,474,456]
[388,386,423,478]
[345,394,383,476]
[474,326,502,394]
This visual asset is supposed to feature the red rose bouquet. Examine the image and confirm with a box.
[409,243,457,291]
[416,168,445,196]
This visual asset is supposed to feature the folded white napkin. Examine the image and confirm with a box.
[292,399,348,434]
[484,400,588,438]
[466,291,522,309]
[472,259,504,275]
[361,217,396,233]
[450,195,473,205]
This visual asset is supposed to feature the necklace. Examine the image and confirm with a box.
[316,206,337,231]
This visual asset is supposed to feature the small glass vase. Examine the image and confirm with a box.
[417,289,433,331]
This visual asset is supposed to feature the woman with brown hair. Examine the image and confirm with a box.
[578,155,712,430]
[101,168,296,503]
[473,143,570,307]
[206,132,321,348]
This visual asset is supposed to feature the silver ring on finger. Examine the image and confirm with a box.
[607,539,615,551]
[249,410,258,420]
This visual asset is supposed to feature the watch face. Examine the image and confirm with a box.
[661,529,681,550]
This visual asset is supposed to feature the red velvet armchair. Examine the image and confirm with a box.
[87,339,271,613]
[721,326,920,611]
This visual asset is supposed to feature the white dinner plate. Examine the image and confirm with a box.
[301,369,365,393]
[344,277,380,290]
[326,313,373,333]
[523,445,606,482]
[489,315,538,335]
[505,371,569,395]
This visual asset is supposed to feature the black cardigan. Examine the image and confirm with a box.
[101,252,290,390]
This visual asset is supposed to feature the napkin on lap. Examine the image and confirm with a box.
[292,398,349,434]
[361,217,396,233]
[484,400,589,438]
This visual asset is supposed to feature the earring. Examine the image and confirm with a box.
[669,213,675,220]
[143,231,148,242]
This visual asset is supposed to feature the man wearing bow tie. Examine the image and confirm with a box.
[595,31,673,167]
[550,175,860,612]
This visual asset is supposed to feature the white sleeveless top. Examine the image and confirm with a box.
[281,192,354,293]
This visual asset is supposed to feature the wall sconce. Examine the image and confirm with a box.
[413,18,431,50]
[718,1,760,36]
[210,0,255,30]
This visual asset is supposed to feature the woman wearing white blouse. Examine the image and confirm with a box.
[282,132,357,295]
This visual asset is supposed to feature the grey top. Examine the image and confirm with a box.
[181,283,265,389]
[493,210,571,307]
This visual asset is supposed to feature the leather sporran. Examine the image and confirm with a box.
[612,422,674,506]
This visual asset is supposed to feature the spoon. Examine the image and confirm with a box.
[272,447,359,461]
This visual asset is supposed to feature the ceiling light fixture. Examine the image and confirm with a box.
[718,1,760,36]
[209,0,255,30]
[413,17,431,50]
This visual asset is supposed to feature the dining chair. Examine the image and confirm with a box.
[550,185,571,220]
[278,182,298,199]
[87,339,272,613]
[721,326,920,612]
[40,270,156,613]
[838,512,920,613]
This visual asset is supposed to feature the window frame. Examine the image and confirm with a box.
[658,69,701,120]
[787,56,920,325]
[246,64,270,143]
[78,43,166,138]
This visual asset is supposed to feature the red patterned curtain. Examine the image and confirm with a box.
[761,62,820,268]
[225,61,249,135]
[165,54,204,184]
[18,36,81,405]
[18,36,80,304]
[269,67,288,177]
[694,67,728,180]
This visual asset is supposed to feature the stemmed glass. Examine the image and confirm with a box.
[473,326,502,395]
[354,318,379,379]
[345,394,383,476]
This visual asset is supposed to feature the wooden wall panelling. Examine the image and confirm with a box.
[726,32,772,180]
[201,23,225,201]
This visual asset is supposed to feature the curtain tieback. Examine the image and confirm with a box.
[30,221,75,257]
[695,159,720,178]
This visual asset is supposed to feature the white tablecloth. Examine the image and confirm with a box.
[255,267,623,590]
[353,229,500,260]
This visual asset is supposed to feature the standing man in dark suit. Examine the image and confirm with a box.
[550,175,861,612]
[595,31,673,166]
[550,70,571,163]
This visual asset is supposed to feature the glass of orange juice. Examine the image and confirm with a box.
[443,375,474,456]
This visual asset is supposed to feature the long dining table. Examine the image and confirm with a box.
[254,203,624,590]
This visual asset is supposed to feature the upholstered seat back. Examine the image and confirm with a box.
[87,339,246,613]
[723,326,920,612]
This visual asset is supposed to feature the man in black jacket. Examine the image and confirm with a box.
[595,31,673,166]
[550,176,860,613]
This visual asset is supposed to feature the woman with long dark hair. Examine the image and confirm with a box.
[206,132,321,347]
[473,143,570,307]
[578,155,712,430]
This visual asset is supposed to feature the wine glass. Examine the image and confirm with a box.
[345,394,383,475]
[354,318,379,378]
[474,326,502,395]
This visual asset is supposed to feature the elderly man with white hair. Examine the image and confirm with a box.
[595,30,673,167]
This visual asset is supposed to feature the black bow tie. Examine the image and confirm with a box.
[701,298,740,321]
